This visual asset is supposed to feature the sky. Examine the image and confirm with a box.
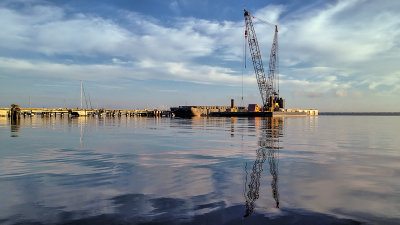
[0,0,399,112]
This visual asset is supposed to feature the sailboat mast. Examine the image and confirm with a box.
[80,80,83,109]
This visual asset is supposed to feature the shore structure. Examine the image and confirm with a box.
[0,108,167,118]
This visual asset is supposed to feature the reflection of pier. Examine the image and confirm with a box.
[0,108,168,118]
[243,117,282,217]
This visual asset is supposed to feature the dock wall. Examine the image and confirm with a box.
[280,108,319,116]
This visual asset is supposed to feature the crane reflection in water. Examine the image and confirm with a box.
[243,117,283,218]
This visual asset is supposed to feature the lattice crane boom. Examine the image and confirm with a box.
[244,9,280,111]
[244,9,268,109]
[268,25,279,98]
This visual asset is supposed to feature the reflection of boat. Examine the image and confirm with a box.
[243,117,282,217]
[10,117,21,137]
[68,110,79,117]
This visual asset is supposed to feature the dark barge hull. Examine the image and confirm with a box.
[209,111,307,117]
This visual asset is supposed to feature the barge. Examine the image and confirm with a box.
[171,105,318,118]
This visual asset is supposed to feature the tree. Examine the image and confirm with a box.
[11,104,20,109]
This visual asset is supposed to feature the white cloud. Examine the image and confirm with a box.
[279,0,400,66]
[260,0,400,100]
[0,2,253,87]
[0,6,132,57]
[134,59,256,86]
[0,57,128,81]
[0,57,256,87]
[0,4,219,61]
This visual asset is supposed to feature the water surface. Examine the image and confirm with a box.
[0,116,399,224]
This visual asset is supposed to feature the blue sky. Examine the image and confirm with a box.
[0,0,399,111]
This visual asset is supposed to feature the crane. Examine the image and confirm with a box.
[244,9,283,112]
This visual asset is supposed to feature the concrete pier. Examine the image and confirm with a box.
[0,108,170,118]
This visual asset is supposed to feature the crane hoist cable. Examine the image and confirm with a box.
[253,16,275,27]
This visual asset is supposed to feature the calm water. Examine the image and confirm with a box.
[0,116,399,225]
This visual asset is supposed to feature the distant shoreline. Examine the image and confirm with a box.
[319,112,400,116]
